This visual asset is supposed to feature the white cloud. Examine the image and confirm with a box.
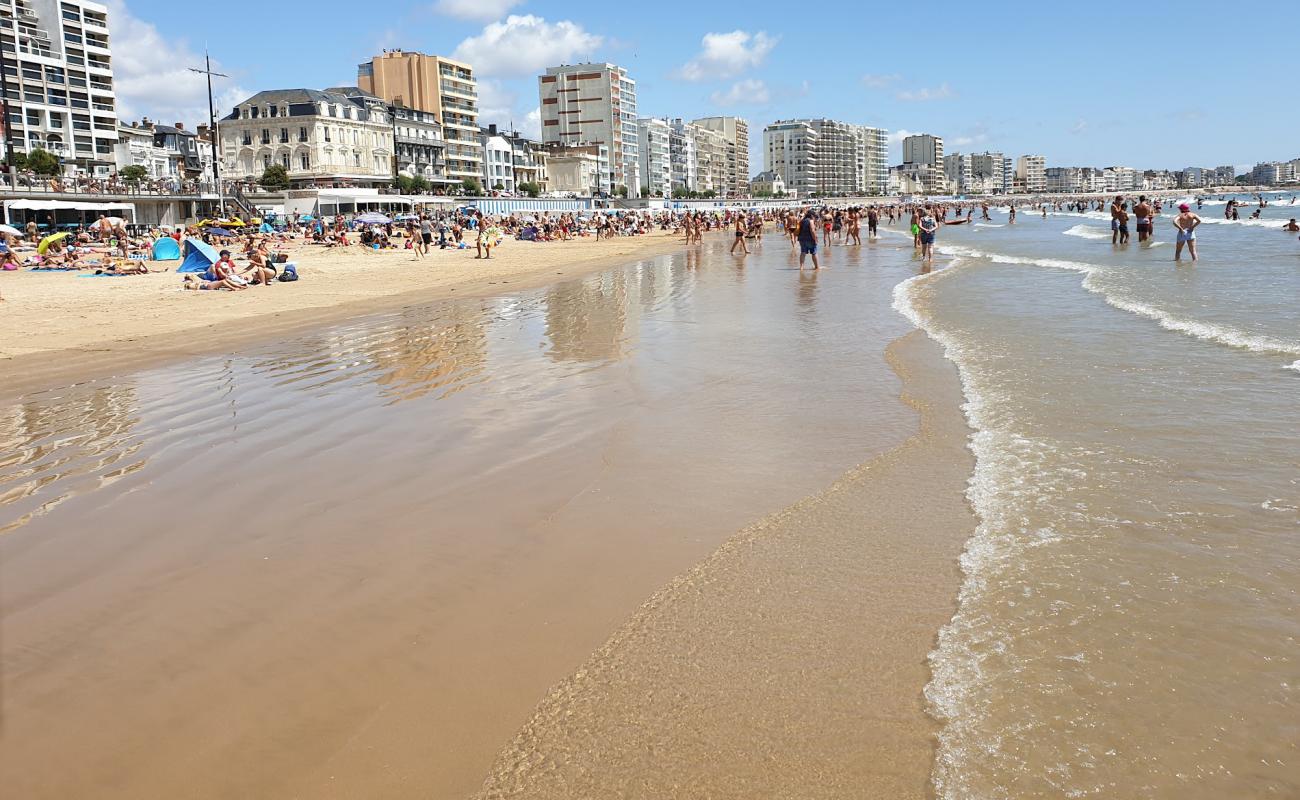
[435,0,523,20]
[453,15,602,77]
[887,129,917,147]
[896,82,955,102]
[106,0,248,125]
[710,79,769,107]
[677,30,777,81]
[861,73,901,89]
[520,108,541,138]
[1070,119,1089,134]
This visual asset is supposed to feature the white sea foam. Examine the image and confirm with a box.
[1063,224,1111,240]
[1286,361,1300,373]
[973,222,1004,228]
[932,245,1300,357]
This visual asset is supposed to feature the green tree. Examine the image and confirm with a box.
[259,164,289,190]
[701,189,716,199]
[518,181,541,198]
[395,174,430,194]
[614,184,628,198]
[121,165,148,182]
[461,177,483,196]
[5,151,28,170]
[492,181,505,190]
[26,148,60,176]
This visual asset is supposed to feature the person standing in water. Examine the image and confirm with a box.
[730,214,749,255]
[1134,196,1153,242]
[797,209,820,270]
[918,206,939,261]
[1173,203,1201,262]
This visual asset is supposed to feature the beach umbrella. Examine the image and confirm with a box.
[355,212,391,224]
[0,224,21,237]
[37,231,70,254]
[206,227,233,236]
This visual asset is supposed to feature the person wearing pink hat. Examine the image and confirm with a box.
[1173,203,1202,262]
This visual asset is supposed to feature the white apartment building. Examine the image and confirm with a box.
[221,87,393,188]
[969,152,1011,193]
[691,116,748,198]
[113,120,171,179]
[539,62,639,197]
[1017,155,1047,193]
[481,131,514,192]
[1,0,119,175]
[763,118,888,197]
[1102,165,1136,192]
[636,117,671,198]
[667,118,697,193]
[692,124,728,196]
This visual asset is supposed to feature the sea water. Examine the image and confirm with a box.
[898,192,1300,797]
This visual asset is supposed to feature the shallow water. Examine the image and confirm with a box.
[900,193,1300,798]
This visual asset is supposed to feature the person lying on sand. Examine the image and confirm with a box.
[183,273,245,290]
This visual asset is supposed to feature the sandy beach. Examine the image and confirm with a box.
[0,229,685,396]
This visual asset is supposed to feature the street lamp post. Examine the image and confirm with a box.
[189,51,227,215]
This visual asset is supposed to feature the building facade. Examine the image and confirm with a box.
[2,0,119,175]
[691,116,749,198]
[221,88,394,188]
[636,117,671,198]
[750,169,785,196]
[1017,155,1047,193]
[943,153,973,193]
[763,118,888,197]
[392,104,451,190]
[667,118,697,193]
[357,50,481,185]
[538,62,639,197]
[902,134,946,193]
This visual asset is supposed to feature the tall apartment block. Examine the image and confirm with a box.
[1016,154,1047,193]
[691,116,748,198]
[763,118,889,197]
[0,0,119,175]
[539,63,639,197]
[358,50,482,185]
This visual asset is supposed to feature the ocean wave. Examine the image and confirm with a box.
[931,245,1300,356]
[1063,224,1111,240]
[972,222,1004,228]
[1286,360,1300,373]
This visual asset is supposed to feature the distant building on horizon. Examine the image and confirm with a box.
[1016,155,1047,193]
[902,134,946,193]
[357,50,482,187]
[539,63,640,197]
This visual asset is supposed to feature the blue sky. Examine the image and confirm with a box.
[108,0,1295,174]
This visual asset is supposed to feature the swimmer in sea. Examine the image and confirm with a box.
[1282,218,1299,232]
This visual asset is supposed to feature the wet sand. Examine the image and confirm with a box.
[1,236,973,798]
[477,331,974,799]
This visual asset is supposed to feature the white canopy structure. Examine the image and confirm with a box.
[4,199,137,223]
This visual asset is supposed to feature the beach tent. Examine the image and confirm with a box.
[151,237,181,260]
[178,237,218,273]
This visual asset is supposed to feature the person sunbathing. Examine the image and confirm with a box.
[243,247,276,285]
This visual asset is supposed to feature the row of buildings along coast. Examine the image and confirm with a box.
[1,4,1294,198]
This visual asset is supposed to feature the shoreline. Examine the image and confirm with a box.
[476,329,975,799]
[0,230,687,399]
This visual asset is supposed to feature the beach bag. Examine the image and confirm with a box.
[277,264,298,282]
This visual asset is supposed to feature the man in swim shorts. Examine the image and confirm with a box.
[1110,195,1125,244]
[797,209,820,270]
[1173,203,1201,262]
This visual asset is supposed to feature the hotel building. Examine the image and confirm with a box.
[538,62,639,197]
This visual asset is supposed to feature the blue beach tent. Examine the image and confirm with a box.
[177,237,218,273]
[151,237,181,261]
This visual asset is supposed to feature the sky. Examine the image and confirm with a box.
[107,0,1296,175]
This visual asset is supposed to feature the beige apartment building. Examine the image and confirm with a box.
[357,50,482,184]
[691,116,749,198]
[538,63,639,197]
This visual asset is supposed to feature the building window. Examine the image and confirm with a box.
[242,131,251,145]
[263,155,271,169]
[323,126,330,142]
[260,129,270,145]
[279,127,288,143]
[300,153,310,170]
[353,153,360,167]
[281,153,290,169]
[298,126,307,142]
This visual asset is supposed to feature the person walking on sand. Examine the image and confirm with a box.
[730,214,749,255]
[1173,203,1201,261]
[797,209,820,270]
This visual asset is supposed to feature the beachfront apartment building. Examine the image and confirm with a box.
[1248,160,1298,185]
[691,116,749,198]
[357,51,482,186]
[0,0,119,176]
[539,63,639,197]
[636,117,671,198]
[667,118,697,193]
[763,118,888,197]
[969,152,1011,193]
[943,153,972,193]
[902,134,946,193]
[392,105,453,192]
[1016,155,1047,193]
[1102,165,1137,192]
[477,124,547,194]
[692,123,728,196]
[220,87,393,188]
[1213,165,1237,185]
